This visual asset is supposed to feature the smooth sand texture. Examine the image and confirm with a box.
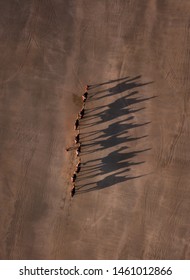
[0,1,190,259]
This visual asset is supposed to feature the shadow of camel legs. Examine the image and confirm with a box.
[76,75,154,194]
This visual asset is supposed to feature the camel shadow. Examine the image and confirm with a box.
[76,75,154,194]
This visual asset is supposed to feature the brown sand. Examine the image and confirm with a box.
[0,1,190,259]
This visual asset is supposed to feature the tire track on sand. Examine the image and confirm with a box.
[162,113,185,167]
[5,146,36,259]
[1,1,40,84]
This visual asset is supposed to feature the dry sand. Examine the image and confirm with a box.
[0,0,190,259]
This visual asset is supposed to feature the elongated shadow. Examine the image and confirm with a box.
[83,135,148,154]
[83,95,155,127]
[75,75,154,194]
[89,76,133,89]
[89,75,141,92]
[95,80,153,100]
[82,119,150,144]
[78,173,147,193]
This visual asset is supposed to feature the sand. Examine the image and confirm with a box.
[0,0,190,259]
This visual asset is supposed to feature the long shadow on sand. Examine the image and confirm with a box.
[89,75,152,100]
[88,76,131,90]
[76,75,154,194]
[82,90,155,128]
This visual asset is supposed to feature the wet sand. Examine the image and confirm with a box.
[0,1,190,259]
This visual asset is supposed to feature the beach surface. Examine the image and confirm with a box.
[0,0,190,259]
